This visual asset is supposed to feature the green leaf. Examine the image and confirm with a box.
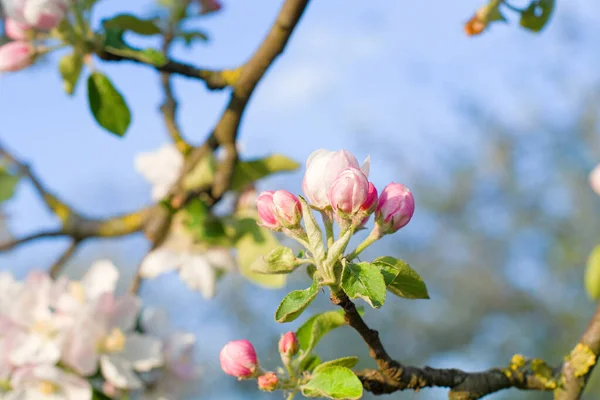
[296,310,346,354]
[301,366,363,399]
[341,261,386,308]
[313,357,359,374]
[230,154,299,190]
[250,246,300,274]
[373,256,429,299]
[520,0,555,32]
[324,228,353,271]
[300,354,321,373]
[59,52,83,95]
[183,199,227,245]
[299,196,325,264]
[103,14,161,35]
[585,245,600,300]
[275,280,319,323]
[177,30,210,46]
[233,215,286,288]
[104,45,168,67]
[0,169,19,203]
[87,72,131,137]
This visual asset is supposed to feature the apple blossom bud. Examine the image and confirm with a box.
[328,168,369,216]
[199,0,221,14]
[0,41,34,72]
[220,340,258,378]
[375,183,415,234]
[257,372,278,392]
[590,164,600,196]
[361,182,378,214]
[256,191,280,230]
[302,149,361,209]
[272,190,301,228]
[23,0,68,30]
[278,332,299,357]
[5,18,30,40]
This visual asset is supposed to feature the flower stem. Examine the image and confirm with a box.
[320,209,335,249]
[346,227,381,261]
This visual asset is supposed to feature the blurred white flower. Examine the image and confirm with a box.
[135,144,183,201]
[7,365,91,400]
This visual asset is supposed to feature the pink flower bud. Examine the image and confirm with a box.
[328,167,369,216]
[5,18,30,40]
[0,41,34,72]
[278,332,299,357]
[199,0,222,14]
[257,372,278,392]
[23,0,68,30]
[256,191,280,230]
[302,149,362,209]
[273,190,301,228]
[590,164,600,196]
[220,340,258,378]
[376,183,415,234]
[361,182,378,214]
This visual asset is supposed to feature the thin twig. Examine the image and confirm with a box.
[0,230,65,251]
[49,238,81,278]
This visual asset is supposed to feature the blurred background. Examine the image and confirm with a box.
[2,0,600,398]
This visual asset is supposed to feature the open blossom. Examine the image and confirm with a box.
[220,340,258,378]
[0,41,34,72]
[135,144,183,201]
[376,183,415,234]
[8,365,91,400]
[302,149,370,209]
[1,0,69,30]
[139,221,236,299]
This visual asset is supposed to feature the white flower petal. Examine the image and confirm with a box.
[179,256,217,299]
[121,333,164,372]
[60,371,93,400]
[203,248,236,271]
[10,333,61,366]
[81,259,119,300]
[139,308,169,339]
[360,155,371,177]
[139,249,182,279]
[109,295,140,333]
[100,355,143,390]
[134,145,183,201]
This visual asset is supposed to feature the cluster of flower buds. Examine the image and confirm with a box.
[0,0,70,72]
[220,331,299,392]
[257,148,414,237]
[0,262,199,399]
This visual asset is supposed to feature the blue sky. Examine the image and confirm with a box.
[2,0,600,398]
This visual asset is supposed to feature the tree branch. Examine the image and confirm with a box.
[49,238,81,278]
[0,230,65,251]
[331,291,560,399]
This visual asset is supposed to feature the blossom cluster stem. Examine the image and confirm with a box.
[320,209,335,248]
[346,227,381,262]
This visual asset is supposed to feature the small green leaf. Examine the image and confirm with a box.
[104,45,168,67]
[275,280,319,323]
[250,246,300,274]
[300,354,321,373]
[299,196,325,264]
[296,310,346,354]
[177,30,210,46]
[313,357,359,374]
[59,52,83,95]
[341,261,386,308]
[103,14,161,35]
[585,245,600,300]
[183,199,227,245]
[230,154,299,190]
[0,169,19,203]
[373,256,429,299]
[233,215,286,288]
[301,366,363,399]
[520,0,555,32]
[323,228,353,271]
[87,72,131,137]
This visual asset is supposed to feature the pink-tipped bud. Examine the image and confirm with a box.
[590,164,600,196]
[199,0,222,14]
[5,18,30,40]
[361,182,378,214]
[220,340,258,378]
[23,0,68,30]
[375,183,415,234]
[328,167,369,216]
[257,372,278,391]
[0,41,34,72]
[256,191,280,230]
[273,190,302,228]
[278,332,299,357]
